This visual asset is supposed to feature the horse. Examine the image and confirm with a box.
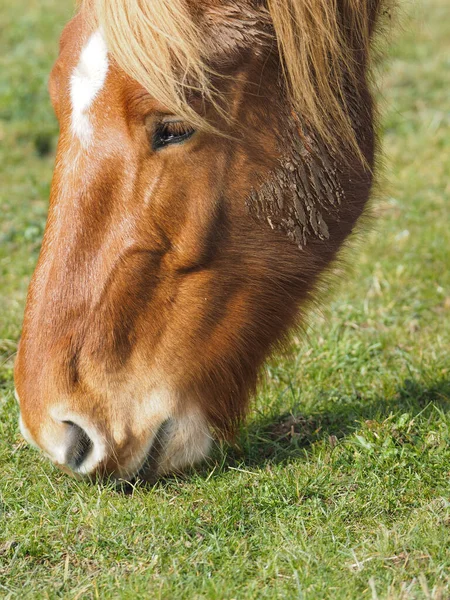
[15,0,387,482]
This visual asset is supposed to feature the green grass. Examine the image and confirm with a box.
[1,0,449,598]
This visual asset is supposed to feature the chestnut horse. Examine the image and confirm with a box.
[15,0,386,482]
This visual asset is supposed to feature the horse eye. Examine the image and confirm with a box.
[152,121,195,151]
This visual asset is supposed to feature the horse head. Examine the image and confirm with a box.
[15,0,382,481]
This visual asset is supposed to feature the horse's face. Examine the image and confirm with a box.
[15,0,377,481]
[14,12,293,481]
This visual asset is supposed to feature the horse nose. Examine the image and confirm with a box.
[56,417,108,476]
[20,411,108,476]
[64,421,95,471]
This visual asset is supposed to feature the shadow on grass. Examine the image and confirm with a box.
[64,376,450,492]
[207,376,450,471]
[127,376,450,491]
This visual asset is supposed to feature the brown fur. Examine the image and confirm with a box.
[15,0,385,481]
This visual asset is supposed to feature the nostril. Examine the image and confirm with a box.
[64,421,93,470]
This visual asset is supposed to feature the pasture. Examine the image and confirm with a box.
[0,0,449,597]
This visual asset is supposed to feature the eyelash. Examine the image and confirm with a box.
[152,121,196,151]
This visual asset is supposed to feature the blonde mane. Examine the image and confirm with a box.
[82,0,381,157]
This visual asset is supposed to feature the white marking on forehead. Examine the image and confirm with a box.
[70,29,109,147]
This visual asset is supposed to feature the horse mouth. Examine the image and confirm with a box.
[132,419,174,484]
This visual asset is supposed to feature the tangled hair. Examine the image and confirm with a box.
[82,0,384,158]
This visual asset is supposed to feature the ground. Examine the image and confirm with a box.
[0,0,449,598]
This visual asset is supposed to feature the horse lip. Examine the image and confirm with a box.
[133,418,173,484]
